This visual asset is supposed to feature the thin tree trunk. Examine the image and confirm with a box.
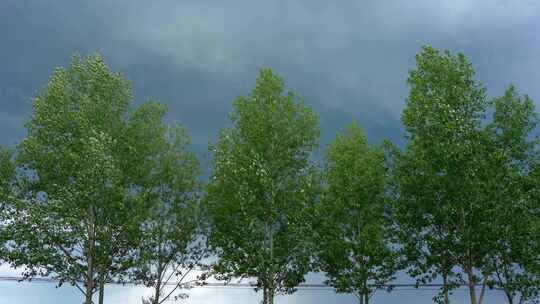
[364,281,369,304]
[153,262,163,304]
[85,211,96,304]
[443,273,450,304]
[268,287,274,304]
[466,268,478,304]
[478,277,487,304]
[262,286,267,304]
[266,254,274,304]
[98,273,105,304]
[153,235,164,304]
[153,281,161,304]
[85,258,94,304]
[357,279,366,304]
[266,195,275,304]
[504,290,514,304]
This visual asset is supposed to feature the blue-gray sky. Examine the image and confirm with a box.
[1,1,539,303]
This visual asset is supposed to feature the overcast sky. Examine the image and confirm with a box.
[1,1,539,303]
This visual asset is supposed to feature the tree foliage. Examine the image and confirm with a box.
[393,45,491,304]
[129,114,206,304]
[205,69,320,304]
[1,55,161,304]
[315,122,397,304]
[482,86,540,304]
[393,45,540,304]
[0,148,15,262]
[0,148,14,205]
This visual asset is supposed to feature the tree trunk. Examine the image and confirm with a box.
[98,273,105,304]
[466,268,478,304]
[504,290,514,304]
[153,261,163,304]
[266,204,275,304]
[261,285,274,304]
[153,283,161,304]
[153,236,164,304]
[478,277,487,304]
[358,293,364,304]
[268,287,274,304]
[443,273,450,304]
[364,281,369,304]
[85,211,96,304]
[85,260,94,304]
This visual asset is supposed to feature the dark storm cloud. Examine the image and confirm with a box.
[1,0,540,157]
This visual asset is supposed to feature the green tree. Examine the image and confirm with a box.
[482,86,540,304]
[393,45,490,304]
[205,69,320,304]
[0,147,15,262]
[1,55,156,304]
[6,129,127,304]
[0,148,14,206]
[131,120,206,304]
[315,122,398,304]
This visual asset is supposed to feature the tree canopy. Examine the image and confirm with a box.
[205,69,320,304]
[315,122,398,304]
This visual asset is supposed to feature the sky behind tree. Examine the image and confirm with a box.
[1,1,539,303]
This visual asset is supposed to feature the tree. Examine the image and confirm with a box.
[130,118,206,304]
[482,86,540,304]
[0,55,155,304]
[315,122,398,304]
[389,139,461,304]
[6,129,128,304]
[0,148,14,213]
[393,45,491,304]
[0,147,15,262]
[0,148,14,202]
[205,69,320,304]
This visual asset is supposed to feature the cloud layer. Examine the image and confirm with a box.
[2,0,539,151]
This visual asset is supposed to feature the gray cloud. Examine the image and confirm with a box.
[1,0,539,156]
